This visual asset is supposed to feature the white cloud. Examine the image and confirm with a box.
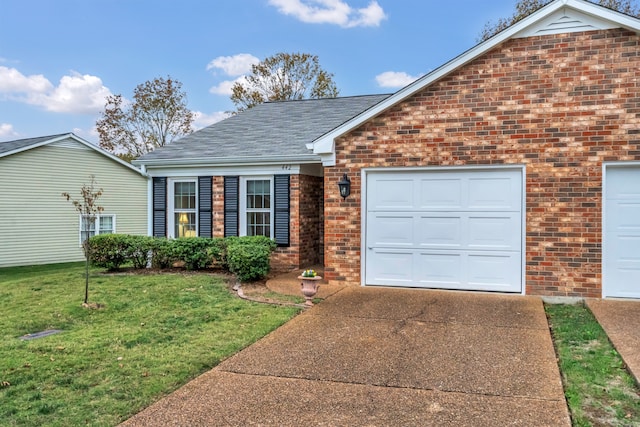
[0,66,112,114]
[193,111,230,129]
[209,76,247,96]
[375,71,422,88]
[0,66,52,93]
[268,0,387,28]
[0,123,18,139]
[207,54,260,76]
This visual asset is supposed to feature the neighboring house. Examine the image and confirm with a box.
[0,133,149,268]
[136,0,640,299]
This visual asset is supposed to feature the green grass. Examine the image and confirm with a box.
[546,303,640,426]
[0,263,300,426]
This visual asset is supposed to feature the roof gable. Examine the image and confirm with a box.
[0,133,147,177]
[515,3,633,38]
[312,0,640,166]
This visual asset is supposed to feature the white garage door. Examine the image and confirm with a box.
[365,168,523,292]
[604,166,640,299]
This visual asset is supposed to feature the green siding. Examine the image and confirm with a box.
[0,139,148,268]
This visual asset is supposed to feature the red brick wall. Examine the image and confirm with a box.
[324,29,640,297]
[298,174,324,266]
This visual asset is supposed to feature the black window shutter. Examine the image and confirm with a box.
[274,175,290,247]
[152,177,167,237]
[224,176,239,237]
[198,176,212,238]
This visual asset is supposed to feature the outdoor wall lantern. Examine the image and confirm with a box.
[338,173,351,200]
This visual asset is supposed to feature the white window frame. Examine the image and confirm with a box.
[239,176,274,239]
[167,178,198,238]
[79,214,116,245]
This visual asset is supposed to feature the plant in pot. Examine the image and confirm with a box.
[298,269,322,306]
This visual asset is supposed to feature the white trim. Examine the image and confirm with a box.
[144,164,306,178]
[601,161,640,298]
[239,176,274,239]
[134,154,321,168]
[360,164,526,294]
[312,0,640,163]
[167,178,198,238]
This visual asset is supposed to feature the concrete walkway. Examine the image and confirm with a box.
[122,287,570,426]
[586,298,640,386]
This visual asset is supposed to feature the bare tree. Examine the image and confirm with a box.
[62,175,104,305]
[230,52,339,112]
[97,76,194,160]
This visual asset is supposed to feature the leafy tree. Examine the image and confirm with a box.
[62,175,104,305]
[230,52,339,112]
[479,0,640,42]
[97,76,194,159]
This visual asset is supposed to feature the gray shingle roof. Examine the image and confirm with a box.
[135,94,390,164]
[0,133,70,156]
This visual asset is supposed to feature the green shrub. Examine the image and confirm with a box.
[89,234,132,271]
[127,235,155,269]
[207,238,228,268]
[150,238,175,269]
[226,236,277,282]
[172,237,215,270]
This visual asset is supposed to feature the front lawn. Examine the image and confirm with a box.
[0,263,300,426]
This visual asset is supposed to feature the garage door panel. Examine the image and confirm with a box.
[367,214,415,247]
[606,171,640,199]
[467,253,521,289]
[419,178,463,209]
[366,250,414,285]
[417,215,462,248]
[605,167,640,298]
[468,177,519,209]
[467,214,521,250]
[416,252,463,285]
[368,178,415,209]
[606,202,640,232]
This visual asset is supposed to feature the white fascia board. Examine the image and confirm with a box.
[134,154,321,168]
[312,0,640,157]
[144,163,304,178]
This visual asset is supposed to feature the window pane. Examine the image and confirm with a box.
[246,211,270,237]
[175,212,196,238]
[175,182,196,209]
[99,216,113,234]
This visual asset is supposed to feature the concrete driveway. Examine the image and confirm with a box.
[121,287,570,426]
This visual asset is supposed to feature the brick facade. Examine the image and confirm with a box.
[324,29,640,297]
[212,174,323,272]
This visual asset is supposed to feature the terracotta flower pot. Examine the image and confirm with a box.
[298,275,322,306]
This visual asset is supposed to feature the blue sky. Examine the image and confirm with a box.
[0,0,518,143]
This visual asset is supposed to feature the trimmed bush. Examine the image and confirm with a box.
[150,238,175,269]
[207,238,228,268]
[226,236,277,282]
[127,235,155,269]
[172,237,215,270]
[89,234,132,271]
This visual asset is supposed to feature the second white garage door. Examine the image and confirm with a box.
[364,168,523,293]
